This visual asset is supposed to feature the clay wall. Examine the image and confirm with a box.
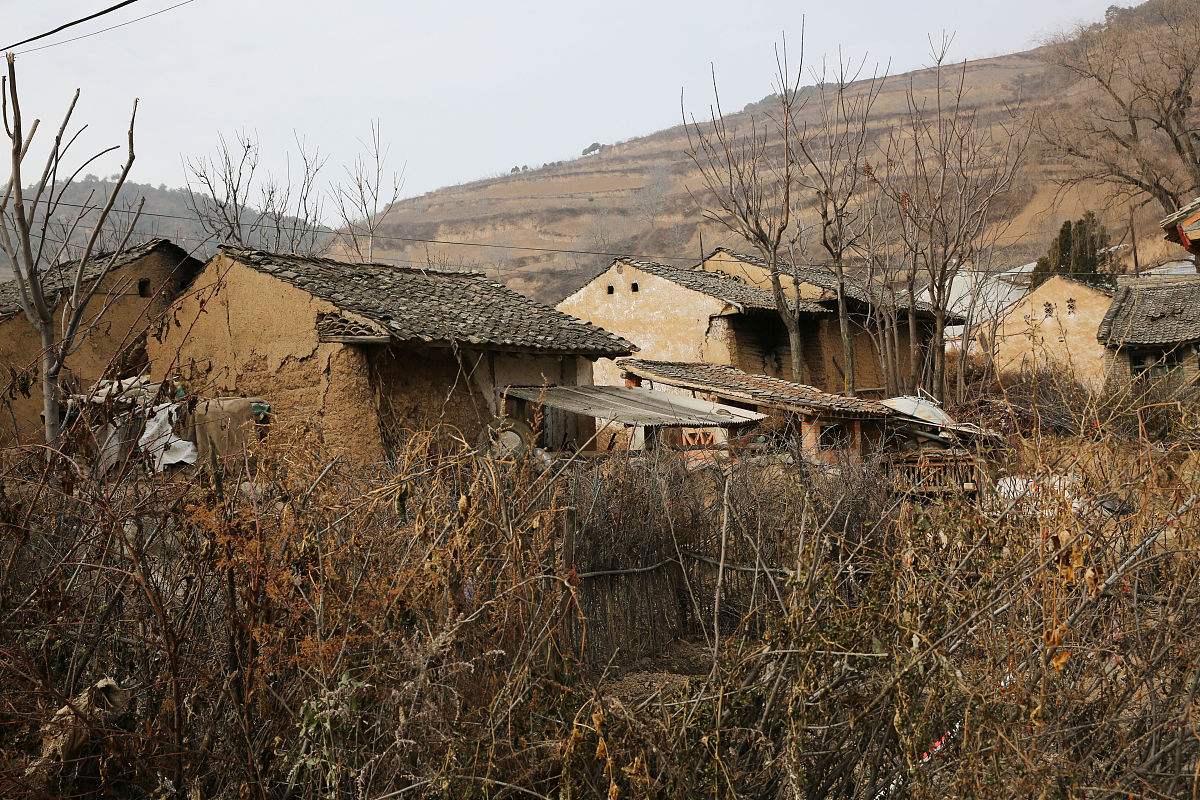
[147,256,386,462]
[1,248,199,444]
[558,263,733,385]
[988,275,1112,386]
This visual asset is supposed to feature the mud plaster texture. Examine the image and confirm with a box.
[148,256,388,461]
[987,275,1112,387]
[1,248,199,444]
[558,260,903,396]
[700,250,921,393]
[150,255,599,463]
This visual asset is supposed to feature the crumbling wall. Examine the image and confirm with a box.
[368,347,490,447]
[148,256,385,463]
[1,249,197,445]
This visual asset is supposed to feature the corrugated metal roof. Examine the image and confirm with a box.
[502,385,766,428]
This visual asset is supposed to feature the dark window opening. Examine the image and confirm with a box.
[1043,301,1054,319]
[631,282,639,292]
[606,285,614,295]
[819,423,847,450]
[1132,349,1184,378]
[138,278,151,297]
[1066,298,1076,315]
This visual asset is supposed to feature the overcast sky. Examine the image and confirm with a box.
[6,0,1117,201]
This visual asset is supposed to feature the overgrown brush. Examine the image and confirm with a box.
[1,413,1198,799]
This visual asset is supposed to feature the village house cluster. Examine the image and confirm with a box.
[3,210,1200,472]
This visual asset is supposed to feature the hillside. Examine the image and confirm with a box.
[2,3,1184,302]
[358,42,1173,303]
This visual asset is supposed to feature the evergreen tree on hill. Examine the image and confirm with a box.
[1031,211,1113,289]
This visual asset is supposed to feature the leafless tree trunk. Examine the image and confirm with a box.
[882,39,1027,400]
[685,39,810,382]
[333,120,403,263]
[794,56,888,396]
[1039,0,1200,215]
[0,54,142,446]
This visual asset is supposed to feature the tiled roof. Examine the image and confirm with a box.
[1097,275,1200,347]
[617,358,894,418]
[1160,196,1200,230]
[0,239,190,321]
[708,247,946,318]
[614,257,828,315]
[222,246,636,356]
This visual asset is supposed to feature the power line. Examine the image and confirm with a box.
[41,199,1164,277]
[47,199,706,263]
[13,1,197,55]
[4,1,143,51]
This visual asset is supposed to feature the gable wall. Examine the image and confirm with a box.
[147,255,386,462]
[558,264,733,385]
[987,275,1111,386]
[1,248,197,444]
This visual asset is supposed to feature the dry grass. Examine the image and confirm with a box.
[1,380,1198,798]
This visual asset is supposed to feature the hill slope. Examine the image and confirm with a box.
[362,43,1170,303]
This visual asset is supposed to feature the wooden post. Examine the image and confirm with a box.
[562,506,577,572]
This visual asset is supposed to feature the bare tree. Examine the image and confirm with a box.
[333,120,403,263]
[883,38,1028,399]
[1039,0,1200,215]
[686,40,811,382]
[794,55,888,395]
[185,131,328,254]
[0,54,142,445]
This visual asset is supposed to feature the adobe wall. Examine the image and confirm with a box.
[147,256,386,463]
[558,264,732,385]
[702,251,916,394]
[1,249,195,445]
[988,276,1111,387]
[699,251,817,298]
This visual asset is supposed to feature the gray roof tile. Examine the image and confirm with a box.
[223,246,635,357]
[1097,275,1200,347]
[614,256,828,315]
[0,238,190,321]
[618,358,893,417]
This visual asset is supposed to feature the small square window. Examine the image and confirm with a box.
[819,424,847,450]
[631,282,639,293]
[606,285,614,295]
[138,278,151,297]
[1066,298,1076,315]
[1043,301,1054,319]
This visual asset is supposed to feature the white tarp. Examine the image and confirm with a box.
[137,403,198,473]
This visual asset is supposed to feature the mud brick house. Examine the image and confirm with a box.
[557,256,832,389]
[149,246,634,462]
[617,358,895,465]
[696,248,945,393]
[986,275,1113,386]
[1097,275,1200,387]
[0,239,203,444]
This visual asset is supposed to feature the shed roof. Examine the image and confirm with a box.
[612,256,828,315]
[617,358,894,418]
[1097,275,1200,347]
[503,384,766,428]
[222,246,635,357]
[0,239,194,322]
